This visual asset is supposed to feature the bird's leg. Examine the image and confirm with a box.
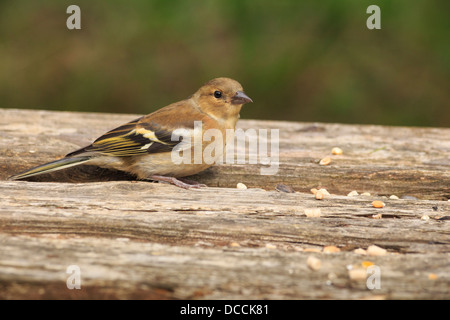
[178,177,208,187]
[148,175,207,189]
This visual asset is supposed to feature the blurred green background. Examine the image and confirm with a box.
[1,0,449,127]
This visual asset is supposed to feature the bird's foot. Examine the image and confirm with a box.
[148,175,207,189]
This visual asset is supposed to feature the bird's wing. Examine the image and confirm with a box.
[66,115,195,158]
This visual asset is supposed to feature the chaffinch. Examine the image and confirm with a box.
[9,77,253,188]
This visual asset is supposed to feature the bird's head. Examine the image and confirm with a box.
[192,77,253,128]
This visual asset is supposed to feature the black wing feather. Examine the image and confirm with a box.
[66,117,182,157]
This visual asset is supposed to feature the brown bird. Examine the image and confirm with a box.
[9,77,253,188]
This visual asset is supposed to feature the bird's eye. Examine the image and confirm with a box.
[213,90,222,99]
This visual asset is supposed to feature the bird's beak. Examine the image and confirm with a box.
[231,91,253,105]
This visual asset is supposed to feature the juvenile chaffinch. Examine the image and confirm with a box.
[9,77,253,188]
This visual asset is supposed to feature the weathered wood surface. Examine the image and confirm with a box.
[0,108,449,300]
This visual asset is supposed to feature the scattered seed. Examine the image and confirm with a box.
[353,248,367,255]
[327,272,338,281]
[229,242,241,247]
[307,256,321,271]
[389,195,399,200]
[312,188,330,197]
[348,268,367,281]
[421,215,430,221]
[428,273,438,280]
[361,192,371,197]
[372,200,385,208]
[372,213,383,219]
[323,245,340,253]
[319,157,332,166]
[361,261,374,268]
[347,190,359,197]
[367,245,387,256]
[315,191,324,200]
[331,147,343,155]
[265,243,277,249]
[236,182,247,189]
[304,208,321,218]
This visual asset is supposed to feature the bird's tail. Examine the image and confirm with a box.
[8,156,91,180]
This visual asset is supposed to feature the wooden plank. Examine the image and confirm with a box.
[0,108,449,299]
[2,108,450,199]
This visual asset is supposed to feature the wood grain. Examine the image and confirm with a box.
[0,108,449,299]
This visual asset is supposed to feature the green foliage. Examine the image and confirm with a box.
[0,0,449,126]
